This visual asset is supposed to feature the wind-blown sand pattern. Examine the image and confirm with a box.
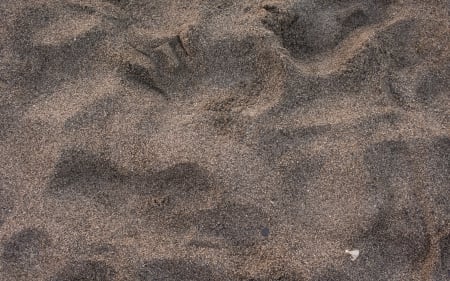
[0,0,449,280]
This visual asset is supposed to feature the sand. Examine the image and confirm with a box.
[0,0,449,280]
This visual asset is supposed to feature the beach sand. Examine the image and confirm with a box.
[0,0,449,280]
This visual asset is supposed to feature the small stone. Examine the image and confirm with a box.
[261,227,270,237]
[345,249,360,261]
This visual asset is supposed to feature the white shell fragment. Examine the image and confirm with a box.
[345,249,360,261]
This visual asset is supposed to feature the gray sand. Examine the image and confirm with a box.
[0,0,449,280]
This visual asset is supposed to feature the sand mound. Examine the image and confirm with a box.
[0,0,449,280]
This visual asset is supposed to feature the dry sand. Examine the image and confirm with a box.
[0,0,449,280]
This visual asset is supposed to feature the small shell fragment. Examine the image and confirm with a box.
[345,249,360,261]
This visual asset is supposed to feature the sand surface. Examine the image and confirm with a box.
[0,0,449,280]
